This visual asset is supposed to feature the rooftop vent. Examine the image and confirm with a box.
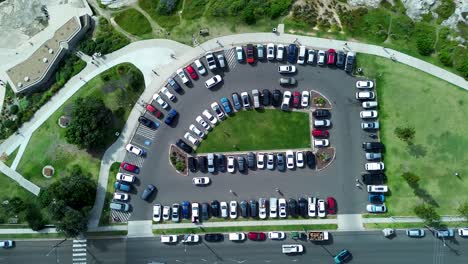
[43,58,48,63]
[24,76,30,82]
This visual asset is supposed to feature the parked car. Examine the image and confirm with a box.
[220,97,232,115]
[367,185,388,193]
[182,234,200,243]
[194,59,206,75]
[204,233,224,242]
[345,52,355,73]
[297,45,306,64]
[176,139,193,153]
[227,156,236,173]
[312,129,329,137]
[406,229,425,238]
[336,50,346,68]
[205,52,217,70]
[458,228,468,237]
[301,91,309,107]
[162,205,171,221]
[248,232,266,241]
[185,65,198,80]
[235,46,244,62]
[278,198,287,218]
[366,204,387,213]
[306,151,316,169]
[277,44,285,61]
[139,116,159,130]
[217,54,226,68]
[113,192,129,201]
[286,150,295,169]
[362,142,384,151]
[313,119,331,128]
[191,202,200,223]
[307,49,315,64]
[361,173,386,185]
[232,92,242,110]
[181,201,190,219]
[176,68,189,84]
[172,203,180,222]
[160,235,178,244]
[296,151,304,167]
[161,87,176,101]
[116,173,135,183]
[229,201,238,219]
[141,184,156,201]
[217,154,226,172]
[114,181,131,192]
[252,89,260,109]
[298,198,308,217]
[257,44,265,60]
[268,231,286,240]
[262,89,271,106]
[317,50,326,65]
[317,199,326,218]
[360,110,378,119]
[240,200,249,218]
[164,109,178,125]
[313,109,330,118]
[153,204,161,222]
[361,121,380,130]
[259,198,267,219]
[288,44,297,63]
[211,102,225,120]
[269,197,278,218]
[229,233,246,241]
[435,229,455,238]
[205,75,223,89]
[189,124,205,139]
[272,90,282,107]
[167,78,182,93]
[356,91,375,100]
[249,199,258,218]
[196,115,212,131]
[327,197,337,214]
[327,49,336,65]
[362,101,378,109]
[278,65,296,73]
[368,194,385,203]
[238,156,246,172]
[365,162,385,171]
[281,91,292,111]
[288,198,298,216]
[279,77,297,86]
[203,110,218,125]
[292,91,301,108]
[266,153,275,170]
[246,44,255,64]
[145,104,162,118]
[257,153,265,169]
[211,200,220,217]
[267,43,275,60]
[110,201,130,212]
[356,80,374,89]
[120,162,139,173]
[192,177,210,186]
[277,152,285,171]
[126,143,144,156]
[365,152,382,160]
[308,196,316,217]
[241,92,250,109]
[247,152,255,169]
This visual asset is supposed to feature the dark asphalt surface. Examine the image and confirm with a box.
[2,231,467,264]
[123,49,370,221]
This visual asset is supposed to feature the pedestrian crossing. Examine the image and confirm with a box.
[135,124,157,140]
[72,239,87,264]
[224,48,237,70]
[123,152,145,168]
[111,209,132,223]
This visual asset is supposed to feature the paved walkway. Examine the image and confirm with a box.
[337,214,364,231]
[0,162,40,195]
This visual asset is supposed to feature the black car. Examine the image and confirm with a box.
[198,156,207,172]
[362,142,384,151]
[277,153,285,171]
[272,90,282,107]
[288,198,298,217]
[287,44,297,64]
[240,200,249,218]
[167,78,182,93]
[313,109,330,118]
[201,203,210,220]
[210,200,220,217]
[217,154,226,172]
[247,152,255,169]
[138,116,159,130]
[336,51,346,68]
[188,157,197,172]
[362,173,386,185]
[204,233,224,242]
[176,139,193,153]
[262,89,271,106]
[249,199,258,218]
[306,151,316,169]
[298,198,307,217]
[238,156,246,172]
[141,184,156,201]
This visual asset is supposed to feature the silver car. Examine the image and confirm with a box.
[406,229,425,237]
[257,44,265,60]
[207,153,215,173]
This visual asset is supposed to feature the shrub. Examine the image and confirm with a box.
[243,7,256,25]
[453,46,468,78]
[438,47,453,66]
[25,203,46,231]
[413,204,441,226]
[157,0,179,15]
[414,23,436,56]
[9,105,19,115]
[458,202,468,222]
[394,126,415,143]
[269,0,292,19]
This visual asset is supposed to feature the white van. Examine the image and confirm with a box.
[160,235,178,243]
[282,244,304,254]
[229,233,246,241]
[297,46,306,64]
[269,197,278,218]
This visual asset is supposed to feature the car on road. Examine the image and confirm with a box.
[184,132,200,146]
[267,153,275,170]
[317,50,326,65]
[278,65,296,73]
[361,121,380,130]
[288,44,297,63]
[356,91,375,100]
[227,156,235,173]
[231,93,242,110]
[365,152,382,160]
[312,129,329,137]
[286,150,295,169]
[277,152,285,171]
[306,151,316,169]
[366,204,387,213]
[247,152,255,169]
[292,91,301,108]
[246,44,255,64]
[313,109,330,118]
[318,199,326,218]
[191,202,200,223]
[277,44,285,61]
[458,228,468,237]
[116,173,135,183]
[217,54,226,68]
[327,49,336,65]
[229,201,238,219]
[211,102,225,120]
[267,43,275,60]
[162,205,171,221]
[114,181,131,192]
[145,104,162,118]
[172,203,180,222]
[313,119,331,128]
[194,59,206,75]
[167,78,182,93]
[153,94,169,109]
[336,50,346,68]
[139,116,159,130]
[345,52,355,73]
[176,139,193,153]
[120,162,139,173]
[362,142,384,151]
[141,184,156,201]
[189,124,205,138]
[113,192,129,201]
[176,68,189,84]
[301,91,309,107]
[126,143,144,156]
[192,177,210,186]
[205,75,223,89]
[367,185,388,193]
[248,232,266,241]
[435,229,455,238]
[272,90,282,106]
[360,110,378,119]
[362,101,378,109]
[297,45,306,64]
[356,80,374,89]
[220,97,232,115]
[153,204,161,222]
[279,77,297,86]
[257,153,265,169]
[236,46,244,62]
[296,151,304,168]
[365,162,385,171]
[327,197,337,214]
[282,244,303,254]
[195,115,212,131]
[278,198,287,218]
[182,234,199,243]
[220,201,228,218]
[268,231,286,240]
[334,249,352,264]
[164,109,178,125]
[308,196,317,217]
[314,139,330,147]
[281,91,292,111]
[203,110,218,125]
[204,233,224,242]
[307,49,316,64]
[160,87,176,101]
[241,92,250,109]
[406,229,425,238]
[205,53,217,70]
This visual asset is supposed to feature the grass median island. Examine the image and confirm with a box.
[114,8,152,38]
[196,110,311,153]
[357,54,468,216]
[17,63,144,188]
[100,162,121,226]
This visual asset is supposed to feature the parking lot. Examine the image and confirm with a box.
[119,46,370,221]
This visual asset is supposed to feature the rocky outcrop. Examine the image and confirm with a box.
[347,0,382,8]
[441,0,468,34]
[402,0,435,20]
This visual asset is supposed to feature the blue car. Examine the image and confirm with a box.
[181,201,190,219]
[334,249,351,264]
[220,97,232,115]
[165,109,178,125]
[368,194,385,203]
[114,182,131,192]
[231,93,242,111]
[287,44,297,64]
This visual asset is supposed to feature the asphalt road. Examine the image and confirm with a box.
[2,231,467,264]
[122,47,371,221]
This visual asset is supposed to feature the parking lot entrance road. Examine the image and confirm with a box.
[127,220,153,237]
[337,214,364,231]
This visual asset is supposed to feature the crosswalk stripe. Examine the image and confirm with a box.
[135,125,157,140]
[73,259,87,261]
[73,244,86,248]
[224,48,237,69]
[73,239,86,243]
[73,248,86,252]
[73,253,87,257]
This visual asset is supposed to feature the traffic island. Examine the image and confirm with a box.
[169,144,188,176]
[316,147,335,171]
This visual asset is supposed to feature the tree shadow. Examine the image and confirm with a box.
[407,143,427,158]
[413,187,439,207]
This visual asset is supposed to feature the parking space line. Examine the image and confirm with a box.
[123,154,144,168]
[135,125,157,140]
[224,48,237,70]
[111,210,131,223]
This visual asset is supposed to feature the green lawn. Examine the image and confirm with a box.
[3,147,19,167]
[0,173,37,224]
[99,162,120,226]
[17,63,144,188]
[356,54,468,216]
[196,110,310,153]
[114,8,152,38]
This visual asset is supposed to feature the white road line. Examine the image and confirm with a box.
[73,253,87,257]
[73,239,87,243]
[73,244,86,248]
[73,248,86,252]
[73,258,87,261]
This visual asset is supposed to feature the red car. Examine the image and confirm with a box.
[248,232,266,241]
[246,44,255,64]
[292,91,301,108]
[146,104,162,118]
[327,49,336,65]
[312,129,329,137]
[185,65,198,80]
[120,162,139,173]
[326,196,337,214]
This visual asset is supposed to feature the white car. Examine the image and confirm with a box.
[307,49,315,64]
[160,87,176,101]
[202,110,218,125]
[286,150,295,169]
[301,91,309,107]
[281,91,292,111]
[282,244,304,254]
[277,44,285,61]
[205,52,217,70]
[458,228,468,237]
[153,94,169,109]
[267,43,275,60]
[308,197,317,217]
[257,153,265,169]
[362,101,378,109]
[241,92,250,108]
[314,139,330,147]
[366,204,387,213]
[267,153,275,170]
[191,203,200,223]
[113,192,129,201]
[235,46,244,62]
[227,156,235,173]
[205,75,223,89]
[259,198,267,219]
[360,110,378,119]
[160,235,178,243]
[189,124,205,138]
[361,121,380,130]
[317,199,326,218]
[210,102,225,120]
[194,59,206,75]
[162,205,171,221]
[365,162,385,171]
[220,201,228,218]
[296,151,304,167]
[317,50,326,65]
[356,80,374,89]
[182,234,200,243]
[278,65,296,73]
[268,231,286,240]
[125,143,144,156]
[116,173,135,183]
[176,68,189,84]
[278,198,287,218]
[192,177,210,186]
[356,91,375,100]
[153,204,162,222]
[184,132,200,146]
[196,115,212,131]
[217,54,226,68]
[367,185,388,193]
[229,233,246,241]
[313,119,331,128]
[297,45,306,64]
[229,201,238,219]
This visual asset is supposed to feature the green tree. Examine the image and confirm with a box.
[394,126,415,143]
[458,202,468,222]
[56,208,88,237]
[65,97,113,150]
[5,197,26,215]
[25,203,46,231]
[414,204,441,226]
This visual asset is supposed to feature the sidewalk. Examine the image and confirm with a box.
[0,162,40,195]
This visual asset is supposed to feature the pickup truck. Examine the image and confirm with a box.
[308,231,329,241]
